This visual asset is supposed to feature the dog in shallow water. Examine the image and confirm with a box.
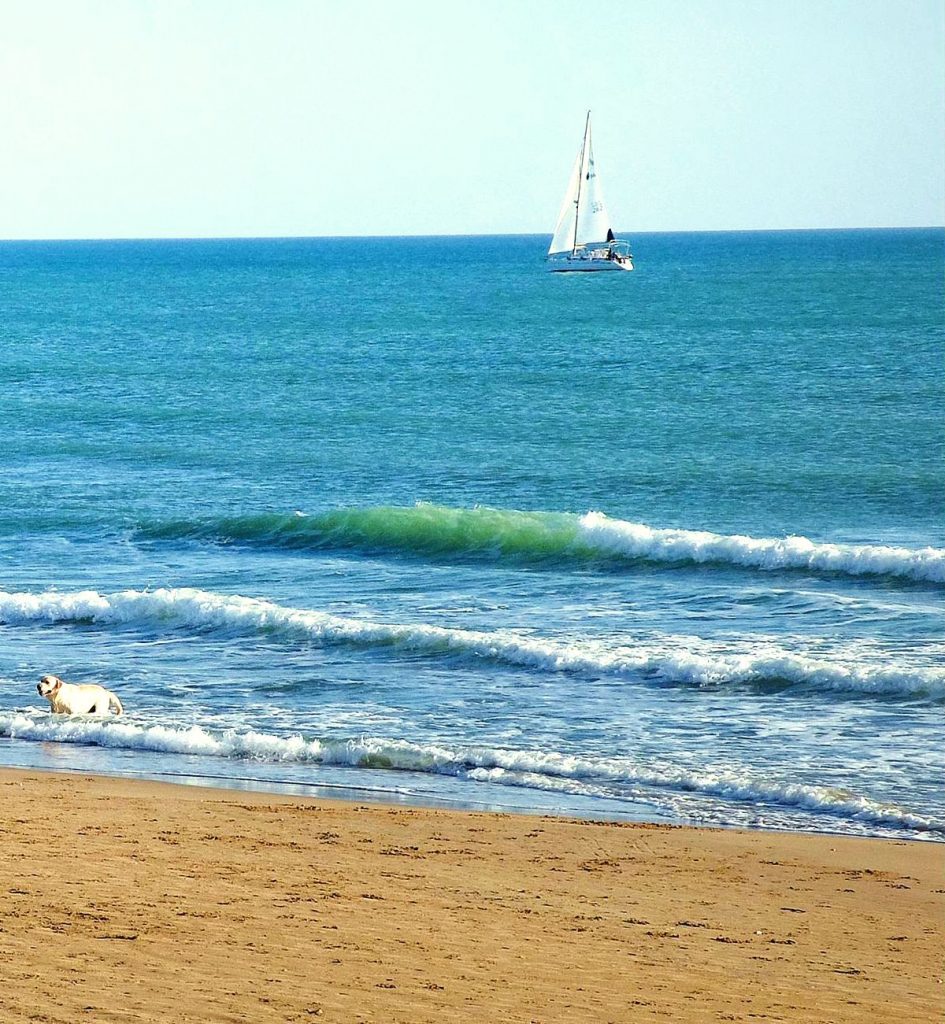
[37,675,124,716]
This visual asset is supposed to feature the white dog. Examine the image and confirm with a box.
[37,674,124,716]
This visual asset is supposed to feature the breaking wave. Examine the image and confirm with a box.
[1,587,942,698]
[138,504,945,584]
[0,711,938,835]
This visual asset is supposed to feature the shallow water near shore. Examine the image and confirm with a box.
[1,229,942,839]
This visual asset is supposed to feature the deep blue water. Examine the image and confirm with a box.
[1,229,942,838]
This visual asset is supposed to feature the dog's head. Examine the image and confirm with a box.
[38,675,63,698]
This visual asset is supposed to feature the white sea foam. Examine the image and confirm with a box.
[579,512,945,583]
[1,587,942,698]
[0,711,937,834]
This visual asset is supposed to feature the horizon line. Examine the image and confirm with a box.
[1,224,943,244]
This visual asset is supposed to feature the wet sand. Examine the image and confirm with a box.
[0,768,941,1023]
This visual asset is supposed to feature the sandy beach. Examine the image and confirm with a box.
[0,769,940,1023]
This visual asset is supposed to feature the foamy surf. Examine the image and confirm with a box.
[1,587,942,698]
[138,504,945,584]
[579,511,945,584]
[0,711,938,835]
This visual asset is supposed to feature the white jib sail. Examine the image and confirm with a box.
[548,114,613,256]
[548,147,582,255]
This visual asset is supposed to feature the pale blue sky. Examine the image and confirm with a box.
[2,0,943,238]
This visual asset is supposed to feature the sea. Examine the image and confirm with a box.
[0,228,942,841]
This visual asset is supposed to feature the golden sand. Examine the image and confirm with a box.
[0,768,941,1023]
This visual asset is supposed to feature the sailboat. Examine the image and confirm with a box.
[547,112,633,272]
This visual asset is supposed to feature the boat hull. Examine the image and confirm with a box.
[547,256,634,273]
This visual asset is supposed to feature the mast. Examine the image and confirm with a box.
[571,110,591,255]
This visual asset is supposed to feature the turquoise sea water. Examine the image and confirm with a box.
[1,228,942,838]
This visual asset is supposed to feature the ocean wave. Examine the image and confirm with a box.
[578,512,945,584]
[137,504,945,584]
[0,711,938,835]
[1,586,942,698]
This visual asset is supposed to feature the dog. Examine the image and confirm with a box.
[37,674,124,716]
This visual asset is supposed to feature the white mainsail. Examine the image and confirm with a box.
[548,112,613,255]
[574,123,611,246]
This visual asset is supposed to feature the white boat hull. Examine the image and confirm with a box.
[547,255,634,273]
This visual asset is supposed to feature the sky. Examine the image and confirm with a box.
[1,0,943,238]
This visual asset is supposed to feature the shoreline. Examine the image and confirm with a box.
[1,753,940,843]
[1,766,942,1023]
[0,730,939,841]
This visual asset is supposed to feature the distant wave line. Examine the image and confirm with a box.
[136,504,945,584]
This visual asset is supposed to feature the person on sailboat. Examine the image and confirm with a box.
[605,228,618,262]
